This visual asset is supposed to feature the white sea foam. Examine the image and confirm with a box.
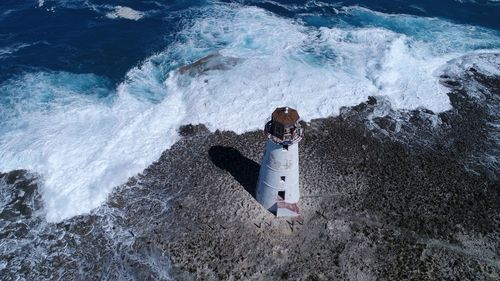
[0,5,498,222]
[443,51,500,77]
[0,72,184,222]
[106,6,145,21]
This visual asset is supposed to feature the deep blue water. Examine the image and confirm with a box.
[0,0,192,82]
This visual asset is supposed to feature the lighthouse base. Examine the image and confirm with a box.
[276,201,300,217]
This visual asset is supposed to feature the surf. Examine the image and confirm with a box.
[0,4,499,222]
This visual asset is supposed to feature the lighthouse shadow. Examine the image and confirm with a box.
[208,146,260,198]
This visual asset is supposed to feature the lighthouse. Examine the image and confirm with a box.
[256,107,304,217]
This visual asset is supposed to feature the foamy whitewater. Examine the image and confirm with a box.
[105,6,145,20]
[0,4,499,222]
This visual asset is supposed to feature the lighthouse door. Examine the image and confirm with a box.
[277,191,285,201]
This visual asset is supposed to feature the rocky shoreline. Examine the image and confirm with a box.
[1,66,499,280]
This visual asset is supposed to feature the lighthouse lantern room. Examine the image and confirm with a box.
[256,107,304,217]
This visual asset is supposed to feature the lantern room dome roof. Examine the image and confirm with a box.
[271,107,299,127]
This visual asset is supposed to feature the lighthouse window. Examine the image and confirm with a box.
[278,191,285,200]
[271,122,285,139]
[280,176,286,182]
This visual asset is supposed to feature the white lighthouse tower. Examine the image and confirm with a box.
[256,107,304,217]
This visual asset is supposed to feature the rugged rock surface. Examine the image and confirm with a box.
[137,113,498,280]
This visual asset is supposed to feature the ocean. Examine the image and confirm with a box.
[1,0,499,280]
